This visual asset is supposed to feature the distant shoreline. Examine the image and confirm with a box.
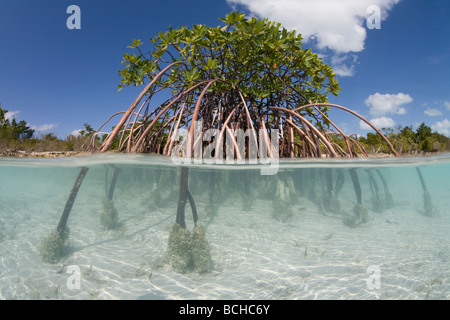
[0,150,88,158]
[0,149,448,159]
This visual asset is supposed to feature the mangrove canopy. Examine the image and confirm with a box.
[94,11,397,158]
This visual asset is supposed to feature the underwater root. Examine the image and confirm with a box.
[242,194,254,211]
[415,167,433,216]
[272,197,293,222]
[423,191,432,217]
[204,197,217,217]
[321,192,341,215]
[101,199,119,229]
[375,169,394,209]
[101,166,120,229]
[147,189,162,210]
[384,193,395,209]
[344,204,369,228]
[39,167,88,263]
[0,222,4,242]
[39,228,70,263]
[165,223,212,274]
[271,178,295,222]
[370,195,384,213]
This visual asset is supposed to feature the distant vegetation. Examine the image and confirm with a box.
[357,123,450,154]
[1,104,449,156]
[0,104,98,153]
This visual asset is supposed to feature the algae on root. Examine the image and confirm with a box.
[101,199,119,229]
[272,197,293,222]
[344,204,369,228]
[165,223,212,274]
[191,225,212,273]
[166,223,194,273]
[370,195,385,213]
[39,228,70,263]
[204,196,217,217]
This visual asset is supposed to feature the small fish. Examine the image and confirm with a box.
[385,219,398,225]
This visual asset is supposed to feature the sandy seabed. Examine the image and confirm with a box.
[1,174,449,300]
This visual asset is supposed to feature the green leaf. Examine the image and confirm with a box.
[132,39,142,47]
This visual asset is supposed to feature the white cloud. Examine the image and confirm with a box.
[70,129,82,137]
[359,116,395,130]
[332,63,355,77]
[364,92,412,116]
[424,108,442,117]
[5,110,21,121]
[330,53,359,77]
[431,119,450,137]
[445,101,450,111]
[31,123,58,132]
[226,0,400,77]
[226,0,400,53]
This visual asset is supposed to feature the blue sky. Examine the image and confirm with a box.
[0,0,449,138]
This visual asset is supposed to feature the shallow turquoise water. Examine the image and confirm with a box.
[0,153,449,299]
